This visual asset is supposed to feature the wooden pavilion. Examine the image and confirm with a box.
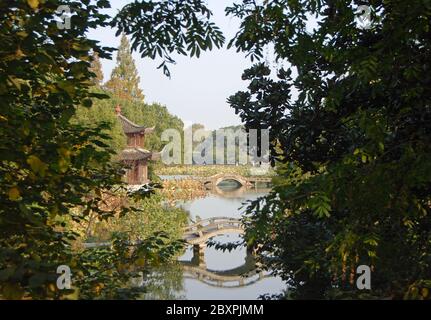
[116,105,159,185]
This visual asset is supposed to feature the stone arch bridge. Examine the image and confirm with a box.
[183,217,244,246]
[201,173,271,189]
[182,217,259,272]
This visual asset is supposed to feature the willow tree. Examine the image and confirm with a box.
[105,35,145,102]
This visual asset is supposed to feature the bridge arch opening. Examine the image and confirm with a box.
[216,179,243,189]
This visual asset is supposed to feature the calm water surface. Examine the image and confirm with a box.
[143,176,286,300]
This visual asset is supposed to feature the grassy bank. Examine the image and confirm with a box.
[154,164,275,177]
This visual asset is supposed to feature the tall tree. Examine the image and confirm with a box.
[90,51,104,87]
[105,35,145,102]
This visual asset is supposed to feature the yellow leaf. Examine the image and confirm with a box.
[27,155,48,177]
[58,158,70,173]
[57,148,71,173]
[16,31,28,38]
[15,48,25,58]
[58,147,71,158]
[64,288,79,300]
[71,43,92,52]
[27,0,39,10]
[135,258,146,266]
[31,254,41,262]
[8,76,28,90]
[8,187,21,201]
[57,81,76,96]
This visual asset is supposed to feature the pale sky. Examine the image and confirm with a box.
[88,0,253,130]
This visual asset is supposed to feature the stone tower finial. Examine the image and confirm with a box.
[115,105,122,114]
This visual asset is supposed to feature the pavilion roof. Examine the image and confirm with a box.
[120,147,154,161]
[117,114,155,135]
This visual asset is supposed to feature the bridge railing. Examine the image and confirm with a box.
[183,217,242,238]
[184,217,241,230]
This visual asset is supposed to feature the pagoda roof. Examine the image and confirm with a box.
[117,114,155,135]
[151,152,161,161]
[120,147,154,161]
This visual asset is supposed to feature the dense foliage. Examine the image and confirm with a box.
[0,0,223,299]
[227,0,431,299]
[113,0,225,77]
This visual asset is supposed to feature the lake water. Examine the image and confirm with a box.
[142,177,286,300]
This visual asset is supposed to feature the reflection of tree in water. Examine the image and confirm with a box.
[133,263,186,300]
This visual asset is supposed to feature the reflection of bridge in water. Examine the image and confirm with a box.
[209,185,271,198]
[181,217,269,288]
[180,247,269,288]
